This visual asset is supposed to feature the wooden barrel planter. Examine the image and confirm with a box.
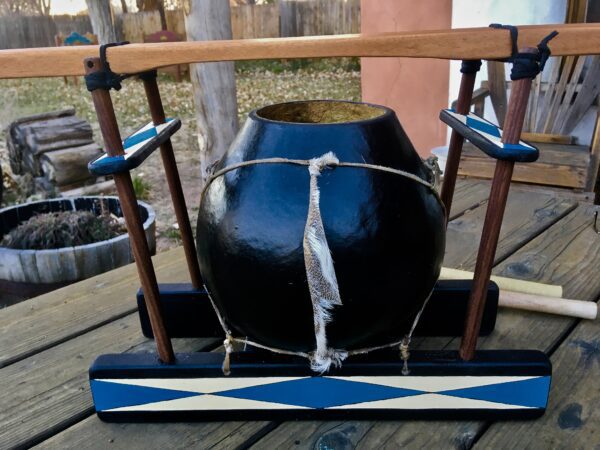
[0,196,155,305]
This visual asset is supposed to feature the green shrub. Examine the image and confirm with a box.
[132,175,151,200]
[1,210,124,250]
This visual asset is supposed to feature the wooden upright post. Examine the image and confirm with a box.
[84,58,175,364]
[440,60,480,222]
[459,49,536,361]
[141,72,204,290]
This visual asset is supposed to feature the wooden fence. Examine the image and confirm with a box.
[0,15,92,49]
[0,0,360,49]
[231,4,280,40]
[280,0,360,37]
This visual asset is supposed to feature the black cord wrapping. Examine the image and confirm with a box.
[85,42,131,92]
[461,59,482,74]
[138,69,158,82]
[489,23,559,80]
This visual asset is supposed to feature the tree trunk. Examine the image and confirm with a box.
[157,0,167,30]
[184,0,239,182]
[85,0,117,45]
[120,0,128,14]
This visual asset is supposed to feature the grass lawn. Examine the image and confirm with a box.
[0,59,361,250]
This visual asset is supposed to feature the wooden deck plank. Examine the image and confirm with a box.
[8,187,594,449]
[0,312,217,449]
[0,247,187,368]
[246,192,580,449]
[15,181,490,448]
[0,180,486,370]
[448,179,491,220]
[474,300,600,449]
[445,189,576,269]
[37,420,275,450]
[250,204,600,449]
[40,186,571,448]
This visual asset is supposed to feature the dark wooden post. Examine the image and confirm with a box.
[440,60,481,222]
[459,50,536,361]
[141,72,203,290]
[84,58,175,364]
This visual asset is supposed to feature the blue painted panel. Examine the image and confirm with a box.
[439,109,539,162]
[466,116,501,138]
[440,376,551,408]
[123,127,158,149]
[215,377,423,409]
[91,380,199,411]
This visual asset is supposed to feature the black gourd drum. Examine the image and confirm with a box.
[197,100,445,353]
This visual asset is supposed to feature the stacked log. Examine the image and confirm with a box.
[7,109,102,190]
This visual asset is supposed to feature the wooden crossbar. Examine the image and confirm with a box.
[2,24,600,79]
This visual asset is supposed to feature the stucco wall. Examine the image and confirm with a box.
[360,0,452,157]
[449,0,568,125]
[446,1,600,145]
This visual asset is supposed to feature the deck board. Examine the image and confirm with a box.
[259,204,600,450]
[0,313,217,449]
[249,204,599,449]
[0,178,494,371]
[37,419,275,450]
[448,179,491,220]
[474,297,600,449]
[2,181,597,449]
[235,190,582,449]
[445,189,576,269]
[0,247,187,368]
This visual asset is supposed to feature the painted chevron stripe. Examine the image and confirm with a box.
[443,109,535,151]
[91,375,551,412]
[93,119,173,164]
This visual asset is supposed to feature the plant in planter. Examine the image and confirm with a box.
[0,196,155,304]
[1,210,125,250]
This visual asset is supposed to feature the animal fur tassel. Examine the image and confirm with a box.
[303,152,347,373]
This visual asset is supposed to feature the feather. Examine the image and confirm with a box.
[303,152,343,372]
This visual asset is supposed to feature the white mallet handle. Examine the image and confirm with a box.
[499,291,598,320]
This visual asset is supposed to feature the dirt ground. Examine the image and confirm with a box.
[0,62,361,252]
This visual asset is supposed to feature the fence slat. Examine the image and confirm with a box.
[0,0,360,50]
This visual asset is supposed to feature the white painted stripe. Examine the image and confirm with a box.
[330,393,533,410]
[95,377,307,394]
[92,120,177,166]
[132,121,154,135]
[97,375,540,395]
[104,394,308,412]
[326,376,539,392]
[446,110,533,148]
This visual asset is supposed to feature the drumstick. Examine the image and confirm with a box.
[440,267,596,319]
[440,267,563,297]
[498,291,598,320]
[2,24,600,79]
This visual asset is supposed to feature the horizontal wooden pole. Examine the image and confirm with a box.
[2,24,600,79]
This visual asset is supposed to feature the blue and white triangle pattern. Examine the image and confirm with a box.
[443,109,535,152]
[93,119,174,164]
[91,375,551,412]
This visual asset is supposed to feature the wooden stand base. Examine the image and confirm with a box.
[137,280,499,339]
[89,350,551,422]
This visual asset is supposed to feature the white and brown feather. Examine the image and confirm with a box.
[303,152,345,372]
